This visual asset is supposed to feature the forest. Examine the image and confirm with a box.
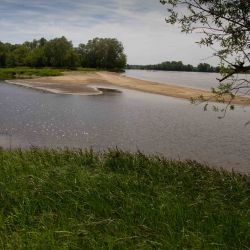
[0,37,127,70]
[127,61,219,72]
[0,36,219,73]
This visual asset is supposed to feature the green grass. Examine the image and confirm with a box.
[0,67,120,80]
[0,67,63,80]
[0,149,249,249]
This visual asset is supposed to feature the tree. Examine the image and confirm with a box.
[79,38,127,70]
[0,37,126,70]
[77,43,88,67]
[197,63,215,72]
[43,36,78,68]
[25,47,46,67]
[0,42,7,67]
[160,0,250,103]
[6,45,29,67]
[64,49,80,69]
[127,61,218,72]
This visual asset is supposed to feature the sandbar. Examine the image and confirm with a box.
[5,71,250,105]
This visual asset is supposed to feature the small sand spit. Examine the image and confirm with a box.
[5,71,250,105]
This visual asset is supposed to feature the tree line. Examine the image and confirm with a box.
[0,37,127,70]
[127,61,219,73]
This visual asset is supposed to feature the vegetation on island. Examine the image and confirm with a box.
[0,148,249,249]
[0,67,63,80]
[0,37,127,71]
[127,61,219,72]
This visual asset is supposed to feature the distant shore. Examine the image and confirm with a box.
[5,71,250,105]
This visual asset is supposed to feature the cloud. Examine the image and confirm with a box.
[0,0,218,65]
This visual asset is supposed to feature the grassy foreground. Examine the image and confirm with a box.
[0,149,249,249]
[0,67,63,80]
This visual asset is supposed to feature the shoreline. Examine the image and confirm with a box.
[5,71,250,105]
[5,79,103,96]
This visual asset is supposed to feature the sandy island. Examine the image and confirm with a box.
[5,71,250,106]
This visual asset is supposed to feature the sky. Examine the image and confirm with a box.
[0,0,218,65]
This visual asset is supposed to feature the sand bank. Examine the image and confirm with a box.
[5,71,250,105]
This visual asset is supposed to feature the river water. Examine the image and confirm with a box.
[125,69,220,90]
[0,74,249,173]
[125,69,250,95]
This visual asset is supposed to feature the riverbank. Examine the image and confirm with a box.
[0,67,63,80]
[6,71,250,105]
[0,149,249,249]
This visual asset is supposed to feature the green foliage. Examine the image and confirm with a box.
[0,68,63,80]
[160,0,250,99]
[78,38,127,70]
[43,37,77,68]
[0,37,127,70]
[6,46,29,67]
[0,42,7,67]
[197,63,217,73]
[128,61,218,72]
[0,149,249,249]
[25,47,46,67]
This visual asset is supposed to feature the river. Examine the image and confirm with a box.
[0,71,249,173]
[125,69,250,95]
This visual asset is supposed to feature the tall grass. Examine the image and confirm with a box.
[0,149,249,249]
[0,67,63,80]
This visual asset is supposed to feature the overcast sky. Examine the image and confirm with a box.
[0,0,218,65]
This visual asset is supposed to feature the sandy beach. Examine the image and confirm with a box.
[5,71,250,105]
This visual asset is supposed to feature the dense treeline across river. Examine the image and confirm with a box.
[127,61,219,72]
[0,37,127,70]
